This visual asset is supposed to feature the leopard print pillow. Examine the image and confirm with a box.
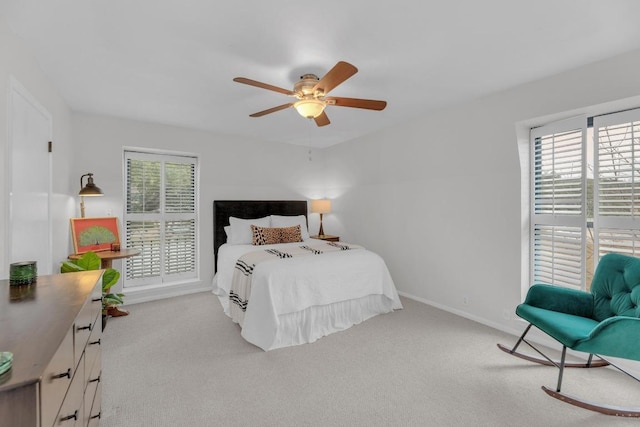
[279,225,302,243]
[251,225,303,245]
[251,225,281,245]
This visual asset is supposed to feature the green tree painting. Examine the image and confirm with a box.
[79,225,117,246]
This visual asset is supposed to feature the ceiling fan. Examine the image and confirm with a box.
[233,61,387,127]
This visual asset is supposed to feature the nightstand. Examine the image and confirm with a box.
[311,234,340,242]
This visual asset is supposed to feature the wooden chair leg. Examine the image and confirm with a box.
[542,354,640,417]
[542,387,640,417]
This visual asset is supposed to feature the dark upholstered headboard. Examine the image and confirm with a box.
[213,200,308,271]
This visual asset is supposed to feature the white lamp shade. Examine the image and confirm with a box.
[294,99,325,118]
[310,199,331,214]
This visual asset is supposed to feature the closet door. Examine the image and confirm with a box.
[8,78,53,274]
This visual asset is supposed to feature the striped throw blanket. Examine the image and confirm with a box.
[229,241,362,326]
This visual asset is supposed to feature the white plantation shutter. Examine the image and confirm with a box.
[165,162,195,213]
[530,117,587,289]
[598,228,640,256]
[163,161,196,277]
[126,159,161,213]
[124,151,198,288]
[594,110,640,259]
[165,220,196,274]
[125,220,161,279]
[532,225,583,288]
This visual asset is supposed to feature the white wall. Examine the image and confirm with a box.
[0,18,75,278]
[324,48,640,335]
[1,13,326,298]
[6,7,640,341]
[71,113,328,302]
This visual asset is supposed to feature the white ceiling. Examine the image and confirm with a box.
[4,1,640,148]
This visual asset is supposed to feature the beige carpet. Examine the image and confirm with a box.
[101,293,640,426]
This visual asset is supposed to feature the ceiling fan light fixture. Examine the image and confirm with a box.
[234,61,386,126]
[294,98,325,118]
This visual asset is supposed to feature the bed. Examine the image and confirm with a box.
[212,200,402,351]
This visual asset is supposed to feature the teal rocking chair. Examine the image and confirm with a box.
[498,253,640,417]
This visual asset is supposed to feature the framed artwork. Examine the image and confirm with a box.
[70,217,121,254]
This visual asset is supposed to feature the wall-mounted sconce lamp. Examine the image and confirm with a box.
[310,199,331,237]
[79,173,103,217]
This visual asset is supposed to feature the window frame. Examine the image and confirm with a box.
[122,148,200,289]
[593,109,640,260]
[529,116,588,290]
[526,108,640,293]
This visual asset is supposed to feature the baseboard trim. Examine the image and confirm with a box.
[397,291,523,337]
[123,281,212,305]
[397,290,640,378]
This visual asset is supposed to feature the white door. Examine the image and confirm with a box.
[8,78,53,274]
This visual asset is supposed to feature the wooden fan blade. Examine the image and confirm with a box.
[326,97,387,111]
[312,61,358,95]
[249,103,294,117]
[314,111,330,127]
[233,77,295,96]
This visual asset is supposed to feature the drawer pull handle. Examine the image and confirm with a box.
[92,297,102,302]
[52,368,71,380]
[90,412,101,420]
[60,410,78,422]
[77,323,93,332]
[89,338,101,346]
[89,375,101,383]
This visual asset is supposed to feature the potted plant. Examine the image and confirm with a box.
[60,251,124,330]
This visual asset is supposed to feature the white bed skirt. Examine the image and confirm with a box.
[247,294,397,351]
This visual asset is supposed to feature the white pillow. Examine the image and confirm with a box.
[270,215,310,240]
[228,216,271,245]
[224,225,232,242]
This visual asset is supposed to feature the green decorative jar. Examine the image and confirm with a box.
[9,261,37,286]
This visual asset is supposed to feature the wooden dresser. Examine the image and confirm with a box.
[0,270,103,427]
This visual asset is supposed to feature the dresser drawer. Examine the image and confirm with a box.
[41,326,74,427]
[90,281,102,309]
[54,352,85,426]
[84,351,101,424]
[74,282,101,367]
[87,377,102,427]
[85,313,102,376]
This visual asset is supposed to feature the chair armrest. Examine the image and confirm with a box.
[574,316,640,361]
[522,284,594,318]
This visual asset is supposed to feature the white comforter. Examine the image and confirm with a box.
[213,240,402,350]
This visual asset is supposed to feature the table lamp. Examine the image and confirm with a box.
[310,199,331,237]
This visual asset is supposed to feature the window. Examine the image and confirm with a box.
[530,117,587,289]
[123,150,198,288]
[529,109,640,291]
[594,110,640,258]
